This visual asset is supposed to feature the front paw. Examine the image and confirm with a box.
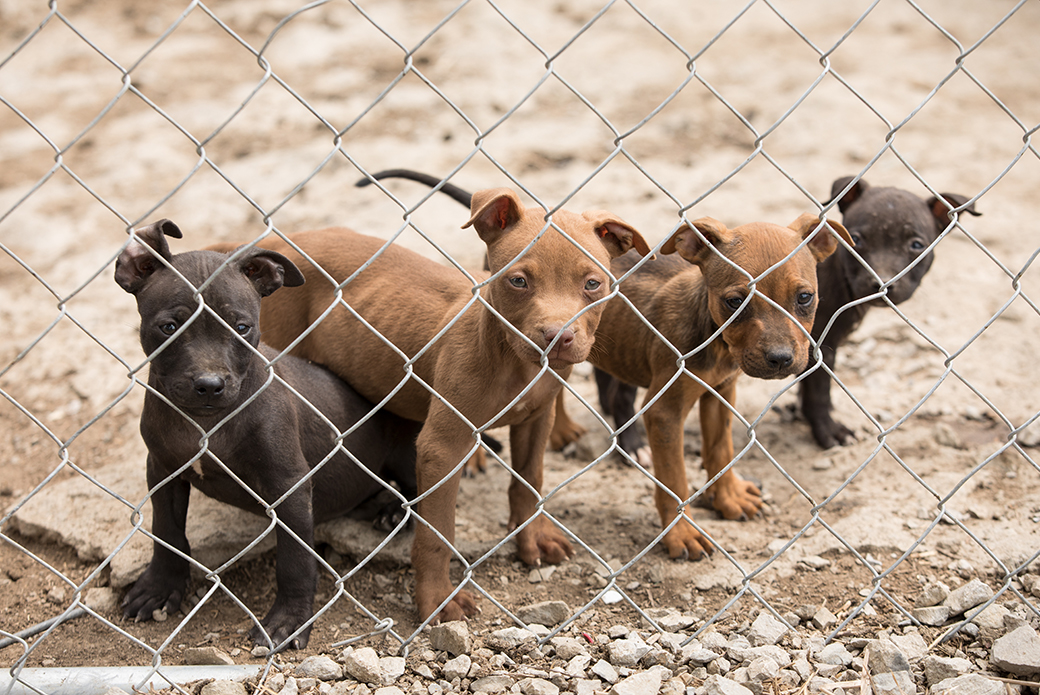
[122,565,188,622]
[661,515,714,560]
[549,419,587,451]
[416,585,480,624]
[249,599,314,650]
[710,472,763,520]
[810,414,856,449]
[515,515,573,566]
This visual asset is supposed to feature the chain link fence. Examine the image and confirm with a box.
[2,0,1039,693]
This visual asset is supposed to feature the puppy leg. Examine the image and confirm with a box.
[800,343,855,449]
[699,377,762,519]
[411,412,480,623]
[508,403,574,565]
[548,390,587,451]
[642,382,712,560]
[123,457,192,621]
[595,367,644,456]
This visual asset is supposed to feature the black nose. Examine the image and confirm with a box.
[193,375,225,398]
[765,350,794,371]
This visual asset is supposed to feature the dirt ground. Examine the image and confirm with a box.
[1,0,1039,674]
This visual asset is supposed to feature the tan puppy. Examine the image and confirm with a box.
[209,189,649,621]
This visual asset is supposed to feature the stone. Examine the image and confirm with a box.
[870,670,915,695]
[517,601,570,627]
[684,646,721,665]
[590,659,619,684]
[528,566,556,583]
[867,639,910,674]
[989,625,1040,676]
[487,627,538,651]
[200,682,248,695]
[552,636,588,661]
[812,606,837,632]
[380,656,406,684]
[942,579,994,616]
[345,646,383,684]
[609,669,663,695]
[83,587,119,613]
[970,604,1008,630]
[916,582,950,607]
[748,612,788,647]
[703,674,753,695]
[182,646,234,666]
[521,678,560,695]
[607,636,651,668]
[443,654,472,681]
[889,632,928,662]
[928,674,1003,695]
[920,655,973,685]
[374,687,405,695]
[815,643,852,667]
[747,656,779,682]
[429,621,472,656]
[471,676,514,693]
[912,606,950,626]
[297,655,344,681]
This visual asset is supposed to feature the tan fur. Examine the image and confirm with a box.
[208,189,649,621]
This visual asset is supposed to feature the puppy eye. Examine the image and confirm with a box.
[509,276,527,289]
[797,292,815,306]
[850,233,863,246]
[725,296,745,311]
[585,279,601,291]
[235,323,251,335]
[160,321,178,335]
[910,239,926,252]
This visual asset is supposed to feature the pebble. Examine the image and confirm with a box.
[442,654,471,681]
[747,612,787,647]
[871,670,916,695]
[929,673,1004,695]
[607,635,651,668]
[942,579,994,616]
[344,646,382,684]
[429,621,472,656]
[528,566,556,583]
[591,659,619,684]
[811,606,837,632]
[380,656,406,684]
[920,655,973,685]
[297,655,343,681]
[200,681,248,695]
[517,601,570,627]
[989,625,1040,676]
[470,675,514,693]
[912,605,950,626]
[551,636,588,660]
[703,673,753,695]
[487,627,538,651]
[84,587,119,613]
[565,653,592,678]
[182,646,234,666]
[815,643,852,667]
[609,668,663,695]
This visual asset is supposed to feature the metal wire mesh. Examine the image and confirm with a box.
[1,0,1038,692]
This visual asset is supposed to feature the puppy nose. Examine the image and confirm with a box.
[544,327,575,350]
[765,350,793,371]
[193,374,225,397]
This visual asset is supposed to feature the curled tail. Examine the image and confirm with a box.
[355,169,473,208]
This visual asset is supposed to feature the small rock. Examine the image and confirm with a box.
[889,632,928,662]
[800,555,831,570]
[528,566,556,583]
[707,656,731,675]
[929,673,1003,695]
[871,670,916,695]
[683,645,720,666]
[374,687,405,695]
[487,626,538,651]
[703,674,753,695]
[990,625,1040,676]
[344,646,382,684]
[380,656,406,685]
[297,655,343,681]
[250,645,270,659]
[200,681,248,695]
[471,675,514,693]
[565,653,592,678]
[183,646,234,666]
[970,604,1008,630]
[815,643,852,667]
[552,636,588,661]
[747,656,780,682]
[748,612,788,647]
[868,639,910,674]
[601,589,623,605]
[609,669,663,695]
[607,636,651,668]
[521,677,560,695]
[84,587,119,613]
[590,659,619,684]
[517,601,570,627]
[429,621,472,656]
[943,579,994,616]
[443,654,472,681]
[912,606,950,626]
[920,655,973,685]
[812,606,837,632]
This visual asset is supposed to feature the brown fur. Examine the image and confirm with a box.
[208,188,649,621]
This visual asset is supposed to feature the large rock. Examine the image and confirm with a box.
[430,621,471,656]
[703,674,753,695]
[929,674,1003,695]
[990,625,1040,676]
[942,579,993,616]
[748,612,788,647]
[344,647,382,684]
[609,669,663,695]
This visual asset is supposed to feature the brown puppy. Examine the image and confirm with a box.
[209,189,648,622]
[357,171,851,560]
[589,215,851,559]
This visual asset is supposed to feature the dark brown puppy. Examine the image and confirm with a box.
[206,189,649,622]
[117,220,419,650]
[356,171,849,560]
[799,177,980,448]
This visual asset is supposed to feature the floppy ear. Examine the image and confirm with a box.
[582,211,651,259]
[115,219,183,294]
[660,217,731,265]
[927,193,982,233]
[462,188,526,246]
[788,213,854,263]
[829,176,870,214]
[236,248,305,298]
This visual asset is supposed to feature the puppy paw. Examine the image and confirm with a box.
[122,565,188,622]
[810,415,857,449]
[711,472,763,520]
[549,419,587,451]
[418,587,480,624]
[661,517,714,560]
[249,601,313,651]
[516,515,573,566]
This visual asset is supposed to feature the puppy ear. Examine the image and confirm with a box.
[828,176,870,214]
[927,193,982,232]
[237,249,305,297]
[789,213,854,263]
[582,211,652,259]
[660,217,731,265]
[462,188,525,245]
[115,219,182,294]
